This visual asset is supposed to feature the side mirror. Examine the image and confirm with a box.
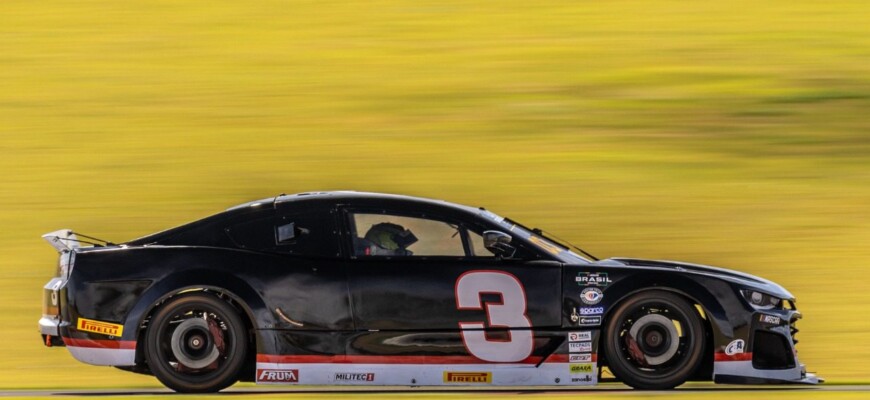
[483,230,516,258]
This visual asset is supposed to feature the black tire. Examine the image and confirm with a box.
[144,293,248,393]
[604,290,706,390]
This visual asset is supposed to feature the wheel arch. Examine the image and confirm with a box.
[599,273,733,381]
[125,270,267,371]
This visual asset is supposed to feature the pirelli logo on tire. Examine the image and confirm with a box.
[77,318,123,337]
[443,371,492,383]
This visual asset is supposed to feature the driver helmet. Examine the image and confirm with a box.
[364,222,418,255]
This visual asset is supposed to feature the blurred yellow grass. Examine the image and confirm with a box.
[1,0,869,389]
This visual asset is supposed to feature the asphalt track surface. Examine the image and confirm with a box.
[1,384,869,397]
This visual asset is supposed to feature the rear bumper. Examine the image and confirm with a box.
[39,316,65,347]
[63,338,137,366]
[41,322,137,366]
[40,277,66,346]
[39,277,136,366]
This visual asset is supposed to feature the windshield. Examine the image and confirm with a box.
[479,210,592,264]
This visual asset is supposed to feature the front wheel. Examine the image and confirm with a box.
[144,293,248,393]
[604,290,706,390]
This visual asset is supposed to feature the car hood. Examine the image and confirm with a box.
[600,257,795,301]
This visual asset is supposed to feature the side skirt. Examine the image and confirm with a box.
[254,355,598,386]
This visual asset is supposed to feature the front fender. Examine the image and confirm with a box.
[565,266,754,375]
[599,271,742,347]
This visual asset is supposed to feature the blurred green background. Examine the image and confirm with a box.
[1,0,868,390]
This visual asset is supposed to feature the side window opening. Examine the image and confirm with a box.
[350,213,465,257]
[226,212,335,257]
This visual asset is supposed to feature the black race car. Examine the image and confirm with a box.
[39,191,820,392]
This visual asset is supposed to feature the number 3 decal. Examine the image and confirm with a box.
[455,270,533,362]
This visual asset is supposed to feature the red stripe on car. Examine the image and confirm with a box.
[256,353,595,364]
[714,352,753,361]
[62,337,136,349]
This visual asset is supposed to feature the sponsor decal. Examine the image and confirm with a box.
[575,272,612,287]
[569,363,594,374]
[725,339,745,356]
[568,331,592,342]
[334,372,375,382]
[579,307,604,315]
[580,287,603,305]
[257,369,299,383]
[568,342,593,353]
[578,316,602,326]
[569,353,592,363]
[443,371,492,383]
[759,314,781,325]
[571,375,594,383]
[77,318,123,337]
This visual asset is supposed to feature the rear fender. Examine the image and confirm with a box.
[126,269,268,332]
[123,269,269,365]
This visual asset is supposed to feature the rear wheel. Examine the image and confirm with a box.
[604,290,706,389]
[145,293,247,393]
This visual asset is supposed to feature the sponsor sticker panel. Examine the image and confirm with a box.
[257,369,299,384]
[443,371,492,384]
[568,331,592,342]
[569,354,592,363]
[580,287,604,305]
[579,307,604,315]
[575,272,612,287]
[568,342,593,353]
[758,314,781,325]
[77,318,123,337]
[725,339,745,356]
[578,316,601,326]
[334,372,375,382]
[569,363,594,374]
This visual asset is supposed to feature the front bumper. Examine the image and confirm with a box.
[713,307,822,384]
[715,369,823,385]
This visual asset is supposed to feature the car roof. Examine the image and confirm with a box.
[127,191,486,247]
[228,191,483,215]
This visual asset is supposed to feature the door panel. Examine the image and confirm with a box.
[345,259,562,363]
[347,260,561,331]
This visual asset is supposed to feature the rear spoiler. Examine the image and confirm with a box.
[42,230,80,253]
[42,230,116,252]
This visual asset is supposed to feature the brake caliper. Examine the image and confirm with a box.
[625,333,649,367]
[207,317,225,355]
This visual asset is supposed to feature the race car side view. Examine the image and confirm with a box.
[38,191,821,392]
